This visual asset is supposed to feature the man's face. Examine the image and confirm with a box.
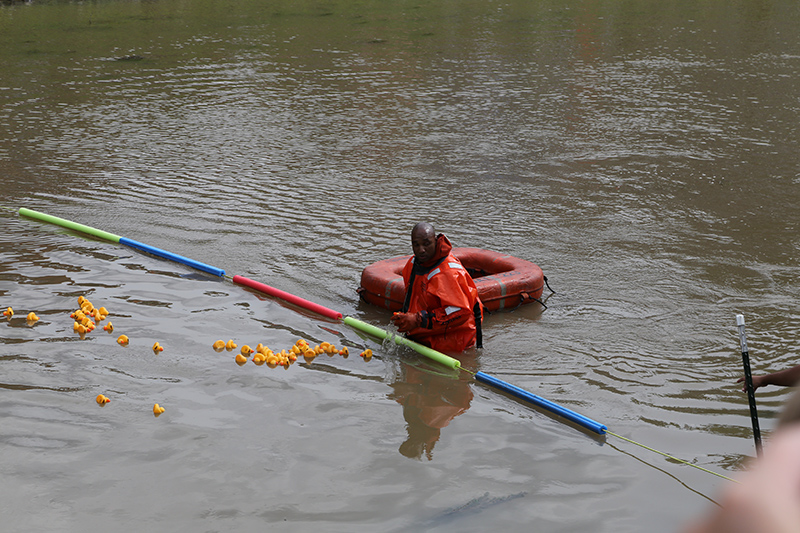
[411,230,436,263]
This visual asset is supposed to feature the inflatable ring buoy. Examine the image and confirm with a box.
[358,248,545,313]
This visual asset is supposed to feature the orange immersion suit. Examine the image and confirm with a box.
[401,234,483,352]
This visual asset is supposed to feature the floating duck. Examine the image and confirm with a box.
[252,353,266,366]
[303,349,316,363]
[225,339,237,351]
[235,353,248,366]
[76,323,87,334]
[339,347,349,357]
[153,342,164,353]
[117,334,129,345]
[240,345,254,356]
[103,322,113,333]
[26,312,39,322]
[3,307,13,318]
[96,394,110,405]
[360,349,373,361]
[212,339,225,351]
[153,403,165,417]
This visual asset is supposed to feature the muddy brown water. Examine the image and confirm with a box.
[1,1,799,531]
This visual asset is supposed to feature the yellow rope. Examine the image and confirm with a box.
[605,430,739,483]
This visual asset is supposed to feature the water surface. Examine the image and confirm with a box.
[2,1,800,531]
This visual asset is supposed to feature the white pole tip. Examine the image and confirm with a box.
[736,314,745,326]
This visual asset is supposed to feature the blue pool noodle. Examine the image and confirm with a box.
[119,237,225,277]
[475,371,607,435]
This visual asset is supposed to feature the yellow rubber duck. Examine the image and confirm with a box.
[153,404,165,417]
[225,339,237,351]
[103,322,113,333]
[339,347,349,356]
[235,353,248,366]
[212,339,225,352]
[153,342,164,353]
[26,312,39,322]
[3,307,13,318]
[96,394,110,405]
[76,324,87,334]
[252,353,266,366]
[303,349,316,363]
[240,345,254,356]
[360,349,373,361]
[117,334,129,346]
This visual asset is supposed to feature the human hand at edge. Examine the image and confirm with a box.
[737,375,765,393]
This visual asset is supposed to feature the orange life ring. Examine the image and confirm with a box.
[358,248,545,313]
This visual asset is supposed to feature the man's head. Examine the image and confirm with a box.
[411,222,437,263]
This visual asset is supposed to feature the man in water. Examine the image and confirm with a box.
[390,222,483,352]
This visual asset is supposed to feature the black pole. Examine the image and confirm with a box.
[736,314,763,457]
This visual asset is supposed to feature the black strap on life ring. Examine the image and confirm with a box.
[544,275,556,294]
[473,300,483,349]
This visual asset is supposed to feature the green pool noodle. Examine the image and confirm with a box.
[19,208,121,243]
[343,316,461,370]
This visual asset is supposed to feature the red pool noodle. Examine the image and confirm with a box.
[232,275,342,321]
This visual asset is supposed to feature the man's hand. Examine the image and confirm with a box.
[392,312,420,332]
[737,375,767,393]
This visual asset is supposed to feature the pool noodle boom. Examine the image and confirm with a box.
[343,316,461,370]
[120,238,225,277]
[17,206,607,436]
[474,371,607,434]
[19,207,122,243]
[234,275,342,321]
[19,208,225,277]
[342,317,606,435]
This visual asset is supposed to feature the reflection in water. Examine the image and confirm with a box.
[388,357,475,461]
